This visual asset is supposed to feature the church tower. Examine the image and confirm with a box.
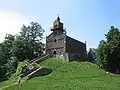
[51,16,65,35]
[46,16,67,59]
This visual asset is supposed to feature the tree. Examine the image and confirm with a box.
[96,26,120,73]
[0,34,15,80]
[0,21,45,80]
[11,22,45,61]
[6,56,18,76]
[87,48,96,63]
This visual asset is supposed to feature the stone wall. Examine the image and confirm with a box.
[66,36,87,61]
[46,32,66,57]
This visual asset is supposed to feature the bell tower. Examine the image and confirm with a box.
[51,16,65,35]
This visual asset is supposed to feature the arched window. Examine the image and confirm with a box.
[53,51,56,54]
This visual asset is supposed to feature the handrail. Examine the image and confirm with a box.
[27,67,42,77]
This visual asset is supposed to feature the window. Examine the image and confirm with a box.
[54,39,57,42]
[53,51,56,54]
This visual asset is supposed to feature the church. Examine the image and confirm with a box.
[46,16,87,61]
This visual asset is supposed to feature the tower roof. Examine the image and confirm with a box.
[57,15,60,21]
[51,15,64,31]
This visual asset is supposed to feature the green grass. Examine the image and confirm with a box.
[0,74,18,89]
[1,58,120,90]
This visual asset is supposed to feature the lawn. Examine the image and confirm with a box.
[1,58,120,90]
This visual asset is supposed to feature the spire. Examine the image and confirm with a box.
[57,14,60,21]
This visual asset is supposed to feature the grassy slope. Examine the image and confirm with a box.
[0,75,17,89]
[1,58,120,90]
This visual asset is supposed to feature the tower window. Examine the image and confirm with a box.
[54,39,57,42]
[53,51,56,54]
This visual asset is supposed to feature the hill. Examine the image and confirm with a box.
[1,58,120,90]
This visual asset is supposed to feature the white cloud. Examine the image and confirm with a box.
[0,10,28,42]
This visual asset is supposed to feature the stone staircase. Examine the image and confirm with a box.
[29,54,50,63]
[18,54,50,83]
[27,67,42,79]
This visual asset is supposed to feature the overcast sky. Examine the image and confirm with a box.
[0,0,120,50]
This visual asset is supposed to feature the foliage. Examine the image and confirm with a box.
[12,22,45,61]
[16,61,29,76]
[87,48,97,63]
[1,58,120,90]
[0,34,15,80]
[96,26,120,73]
[0,22,45,80]
[6,56,18,76]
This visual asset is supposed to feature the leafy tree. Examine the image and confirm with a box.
[97,26,120,73]
[0,34,15,79]
[87,48,96,63]
[11,22,45,61]
[0,22,45,80]
[6,56,18,76]
[0,34,14,63]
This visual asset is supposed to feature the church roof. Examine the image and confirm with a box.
[66,36,86,44]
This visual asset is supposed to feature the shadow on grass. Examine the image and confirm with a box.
[28,68,52,79]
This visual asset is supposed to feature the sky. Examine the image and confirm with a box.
[0,0,120,51]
